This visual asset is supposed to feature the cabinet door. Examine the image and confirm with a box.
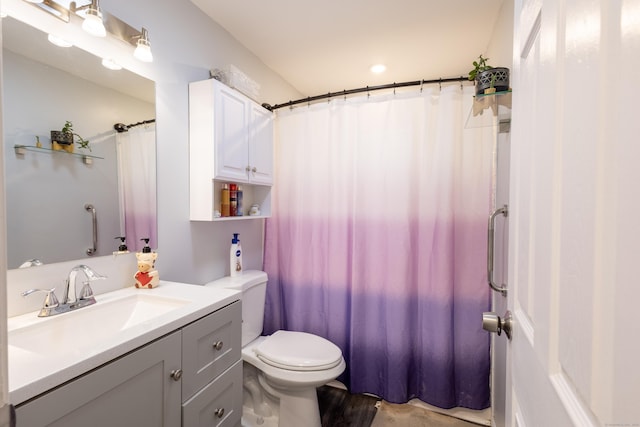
[181,301,241,400]
[182,360,242,427]
[15,332,182,427]
[248,104,274,185]
[215,83,250,182]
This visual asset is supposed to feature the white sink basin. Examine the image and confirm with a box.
[8,282,241,405]
[9,294,188,356]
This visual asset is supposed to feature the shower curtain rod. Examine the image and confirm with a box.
[262,76,470,111]
[113,119,156,133]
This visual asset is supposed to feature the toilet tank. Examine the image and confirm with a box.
[204,270,268,346]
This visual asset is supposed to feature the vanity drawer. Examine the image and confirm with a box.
[182,300,241,400]
[182,360,242,427]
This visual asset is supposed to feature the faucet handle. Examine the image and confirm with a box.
[21,288,60,308]
[79,281,94,300]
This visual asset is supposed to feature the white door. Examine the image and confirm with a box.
[503,0,640,426]
[490,128,511,427]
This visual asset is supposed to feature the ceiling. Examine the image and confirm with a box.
[191,0,506,97]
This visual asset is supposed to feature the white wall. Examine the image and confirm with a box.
[486,0,515,70]
[0,7,9,422]
[3,0,301,316]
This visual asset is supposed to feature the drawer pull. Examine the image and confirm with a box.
[213,341,224,351]
[214,408,225,418]
[170,369,183,381]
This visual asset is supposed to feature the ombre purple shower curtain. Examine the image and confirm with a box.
[263,86,494,409]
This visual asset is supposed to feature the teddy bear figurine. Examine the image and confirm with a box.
[134,250,159,289]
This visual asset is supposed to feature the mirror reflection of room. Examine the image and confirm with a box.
[2,16,156,269]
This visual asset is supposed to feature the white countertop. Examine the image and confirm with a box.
[8,281,240,405]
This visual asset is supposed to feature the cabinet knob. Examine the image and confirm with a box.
[246,165,251,172]
[213,340,224,351]
[170,369,183,381]
[252,167,257,173]
[214,408,225,418]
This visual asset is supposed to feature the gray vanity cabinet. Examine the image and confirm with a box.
[15,331,183,426]
[182,301,243,426]
[14,301,242,427]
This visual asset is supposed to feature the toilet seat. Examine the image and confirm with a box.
[254,331,343,371]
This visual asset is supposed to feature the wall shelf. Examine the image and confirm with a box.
[465,90,512,129]
[14,144,103,164]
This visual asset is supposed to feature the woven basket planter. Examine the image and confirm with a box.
[475,67,510,95]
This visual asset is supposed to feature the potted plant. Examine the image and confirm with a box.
[468,54,510,95]
[51,121,91,153]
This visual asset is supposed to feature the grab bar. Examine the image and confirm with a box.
[85,204,97,256]
[487,205,508,296]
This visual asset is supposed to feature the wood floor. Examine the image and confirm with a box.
[318,386,379,427]
[317,386,484,427]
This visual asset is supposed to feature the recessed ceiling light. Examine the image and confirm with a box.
[102,58,122,70]
[370,64,386,74]
[47,34,73,48]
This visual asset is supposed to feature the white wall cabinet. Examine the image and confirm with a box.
[189,78,273,221]
[15,301,242,427]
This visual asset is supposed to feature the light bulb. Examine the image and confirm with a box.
[82,7,106,37]
[133,28,153,63]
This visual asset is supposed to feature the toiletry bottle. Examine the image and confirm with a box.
[230,184,238,216]
[113,236,129,255]
[221,184,230,217]
[230,233,242,277]
[236,185,243,216]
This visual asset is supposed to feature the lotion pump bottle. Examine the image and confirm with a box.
[230,233,242,277]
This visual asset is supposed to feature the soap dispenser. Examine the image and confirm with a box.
[113,236,129,255]
[134,238,159,289]
[230,233,243,277]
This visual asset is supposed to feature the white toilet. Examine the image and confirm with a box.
[205,270,346,427]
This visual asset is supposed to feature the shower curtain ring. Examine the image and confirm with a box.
[439,78,442,91]
[420,80,424,93]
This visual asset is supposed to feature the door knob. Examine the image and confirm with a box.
[482,310,512,340]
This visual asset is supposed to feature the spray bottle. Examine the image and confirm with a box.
[230,233,243,277]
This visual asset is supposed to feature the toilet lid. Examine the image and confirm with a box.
[254,331,343,371]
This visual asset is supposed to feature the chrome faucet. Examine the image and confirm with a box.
[62,264,107,305]
[22,265,107,317]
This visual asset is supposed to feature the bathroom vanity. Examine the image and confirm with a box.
[9,282,242,427]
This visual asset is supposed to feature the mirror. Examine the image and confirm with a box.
[2,15,157,269]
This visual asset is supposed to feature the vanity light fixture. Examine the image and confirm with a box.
[133,27,153,63]
[25,0,153,63]
[79,0,106,37]
[47,34,73,47]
